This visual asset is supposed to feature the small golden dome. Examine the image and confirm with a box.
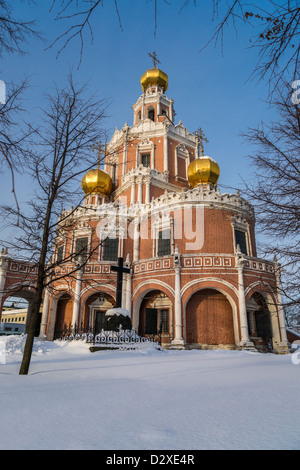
[140,68,168,92]
[81,168,113,197]
[188,157,220,187]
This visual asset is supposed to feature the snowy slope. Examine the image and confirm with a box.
[0,335,299,450]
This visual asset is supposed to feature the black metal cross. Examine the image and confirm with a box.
[110,257,131,308]
[148,51,160,68]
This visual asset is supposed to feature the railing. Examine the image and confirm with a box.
[54,322,161,347]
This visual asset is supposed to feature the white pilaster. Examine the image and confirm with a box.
[274,257,290,352]
[124,256,132,315]
[0,249,9,310]
[131,177,136,205]
[39,287,51,338]
[236,249,256,350]
[145,178,151,204]
[133,219,140,262]
[171,246,184,348]
[72,268,83,327]
[163,132,168,173]
[137,177,143,204]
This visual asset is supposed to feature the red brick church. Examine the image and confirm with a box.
[0,61,290,353]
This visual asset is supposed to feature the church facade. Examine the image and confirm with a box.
[0,64,290,353]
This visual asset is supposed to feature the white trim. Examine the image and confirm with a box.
[132,280,175,299]
[181,277,239,297]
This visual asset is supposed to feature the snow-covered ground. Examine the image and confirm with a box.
[0,335,299,450]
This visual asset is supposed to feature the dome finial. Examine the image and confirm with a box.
[140,52,168,93]
[81,140,113,197]
[188,129,220,188]
[194,127,209,158]
[148,50,160,69]
[92,139,106,169]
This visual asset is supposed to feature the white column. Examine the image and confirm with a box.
[141,94,145,120]
[39,287,51,338]
[123,126,129,177]
[131,177,135,205]
[72,268,83,327]
[236,252,255,349]
[145,178,151,204]
[137,177,143,204]
[133,219,140,262]
[124,255,132,315]
[164,132,168,174]
[171,247,184,349]
[0,250,9,311]
[274,257,289,351]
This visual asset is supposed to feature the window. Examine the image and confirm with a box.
[147,107,155,121]
[141,153,151,168]
[235,229,247,255]
[75,237,88,261]
[57,245,64,263]
[157,230,171,257]
[95,311,106,334]
[103,237,118,261]
[137,110,141,123]
[159,309,169,333]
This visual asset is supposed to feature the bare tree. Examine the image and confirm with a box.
[2,1,299,87]
[1,74,109,374]
[48,1,300,85]
[0,78,33,216]
[0,0,40,57]
[241,78,300,320]
[200,0,300,89]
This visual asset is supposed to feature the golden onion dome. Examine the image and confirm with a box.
[81,168,113,197]
[188,157,220,187]
[140,68,168,92]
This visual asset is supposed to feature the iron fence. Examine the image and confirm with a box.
[54,322,161,346]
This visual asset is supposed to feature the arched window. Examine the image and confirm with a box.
[136,110,141,124]
[147,106,155,121]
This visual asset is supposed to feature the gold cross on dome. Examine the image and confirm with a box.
[92,140,106,168]
[194,127,209,157]
[148,51,160,68]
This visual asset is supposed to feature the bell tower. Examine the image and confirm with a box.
[105,54,198,206]
[133,51,174,126]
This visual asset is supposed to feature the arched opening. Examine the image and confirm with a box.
[81,292,116,333]
[138,290,172,342]
[54,292,73,339]
[185,288,235,347]
[1,289,38,336]
[247,292,273,351]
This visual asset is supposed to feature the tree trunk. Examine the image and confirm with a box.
[19,202,52,375]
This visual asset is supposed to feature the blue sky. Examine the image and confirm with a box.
[0,0,279,244]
